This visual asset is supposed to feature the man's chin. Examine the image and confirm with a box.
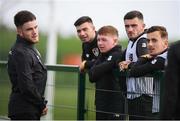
[129,37,136,40]
[32,39,39,43]
[150,53,156,56]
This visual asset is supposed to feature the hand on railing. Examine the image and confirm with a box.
[79,60,87,72]
[41,107,48,116]
[141,54,152,59]
[119,61,131,71]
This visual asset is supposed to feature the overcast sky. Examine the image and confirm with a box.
[0,0,180,40]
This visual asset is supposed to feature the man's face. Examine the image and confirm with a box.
[76,22,96,43]
[124,17,145,40]
[147,31,168,56]
[17,20,39,43]
[97,34,117,53]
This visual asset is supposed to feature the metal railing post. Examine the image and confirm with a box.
[77,72,86,120]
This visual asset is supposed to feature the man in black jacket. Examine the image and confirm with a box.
[7,10,48,120]
[88,25,124,120]
[120,26,168,119]
[74,16,100,71]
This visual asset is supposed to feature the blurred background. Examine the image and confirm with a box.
[1,0,180,63]
[0,0,180,120]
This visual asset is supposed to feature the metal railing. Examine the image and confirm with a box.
[0,61,86,120]
[0,61,164,120]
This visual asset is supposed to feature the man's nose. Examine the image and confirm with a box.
[98,40,102,45]
[148,41,153,47]
[79,31,85,36]
[127,26,133,31]
[32,28,38,34]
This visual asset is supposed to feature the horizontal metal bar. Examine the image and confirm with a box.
[46,64,79,72]
[0,61,79,72]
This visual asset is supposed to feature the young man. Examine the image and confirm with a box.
[88,25,124,120]
[119,10,150,119]
[7,10,48,120]
[74,16,100,71]
[120,26,168,119]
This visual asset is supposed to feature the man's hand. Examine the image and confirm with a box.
[41,107,48,116]
[141,54,152,59]
[119,60,131,71]
[79,60,86,72]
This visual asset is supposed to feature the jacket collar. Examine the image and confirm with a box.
[101,45,122,57]
[16,35,34,48]
[129,29,147,42]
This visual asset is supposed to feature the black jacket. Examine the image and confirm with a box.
[7,35,47,116]
[88,45,124,114]
[82,33,100,69]
[160,41,180,119]
[128,49,168,77]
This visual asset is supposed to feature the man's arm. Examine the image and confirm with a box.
[128,57,166,77]
[89,52,121,82]
[136,38,148,57]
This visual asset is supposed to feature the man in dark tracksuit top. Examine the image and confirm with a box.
[74,16,100,71]
[81,33,99,69]
[160,40,180,120]
[88,26,124,120]
[7,10,47,120]
[120,26,168,119]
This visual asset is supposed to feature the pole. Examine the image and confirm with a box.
[43,0,57,120]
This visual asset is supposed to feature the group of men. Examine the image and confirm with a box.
[7,9,180,120]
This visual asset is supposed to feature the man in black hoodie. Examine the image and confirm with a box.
[88,25,124,120]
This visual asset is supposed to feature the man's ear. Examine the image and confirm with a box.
[113,37,118,45]
[143,23,146,28]
[92,25,95,31]
[164,39,168,47]
[17,27,23,36]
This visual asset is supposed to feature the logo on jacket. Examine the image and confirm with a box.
[142,42,147,47]
[107,56,112,61]
[129,53,133,61]
[151,59,157,64]
[9,51,12,55]
[86,54,90,58]
[92,48,99,57]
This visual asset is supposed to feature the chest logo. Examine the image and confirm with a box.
[142,42,147,48]
[107,56,112,61]
[151,59,157,64]
[9,51,12,55]
[129,53,133,61]
[92,48,99,57]
[86,54,90,58]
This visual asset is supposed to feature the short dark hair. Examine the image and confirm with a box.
[98,25,119,37]
[74,16,93,26]
[14,10,36,27]
[147,26,168,39]
[124,10,143,20]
